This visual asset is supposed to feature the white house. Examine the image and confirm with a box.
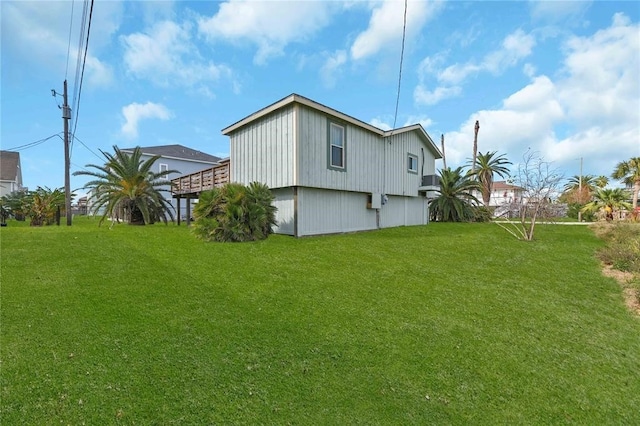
[121,144,222,220]
[484,181,525,207]
[221,94,442,237]
[0,150,24,198]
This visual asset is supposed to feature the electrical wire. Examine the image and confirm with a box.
[65,0,75,80]
[72,134,103,161]
[70,0,95,159]
[69,0,89,156]
[392,0,408,131]
[3,133,62,152]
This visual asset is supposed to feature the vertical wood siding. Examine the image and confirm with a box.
[230,106,296,188]
[297,106,384,194]
[297,187,376,236]
[380,195,428,228]
[271,187,295,235]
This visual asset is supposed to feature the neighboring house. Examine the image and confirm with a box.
[221,94,442,237]
[0,150,24,198]
[120,144,222,220]
[485,181,525,207]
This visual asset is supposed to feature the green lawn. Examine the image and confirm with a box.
[2,218,639,424]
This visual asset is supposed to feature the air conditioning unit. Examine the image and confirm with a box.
[421,175,440,187]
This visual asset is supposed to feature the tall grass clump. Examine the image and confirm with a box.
[592,222,640,273]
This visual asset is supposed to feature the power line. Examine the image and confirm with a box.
[65,0,75,80]
[3,133,62,152]
[72,134,103,161]
[69,0,89,155]
[392,0,408,130]
[70,0,95,158]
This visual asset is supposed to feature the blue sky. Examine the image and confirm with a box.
[2,0,639,194]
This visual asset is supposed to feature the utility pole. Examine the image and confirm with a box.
[62,80,72,226]
[472,120,479,174]
[578,157,583,222]
[441,134,447,170]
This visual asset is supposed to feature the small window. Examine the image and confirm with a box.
[407,154,418,173]
[159,163,169,177]
[328,122,346,170]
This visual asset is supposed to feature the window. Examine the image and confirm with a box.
[407,154,418,173]
[159,163,169,177]
[328,122,346,170]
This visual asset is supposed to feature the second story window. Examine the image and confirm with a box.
[408,154,418,173]
[329,122,345,170]
[159,163,169,177]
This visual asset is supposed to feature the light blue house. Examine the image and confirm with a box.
[121,144,222,220]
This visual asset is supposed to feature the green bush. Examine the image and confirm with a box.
[192,182,277,242]
[472,206,494,222]
[593,223,640,273]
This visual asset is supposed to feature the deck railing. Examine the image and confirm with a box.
[171,161,230,196]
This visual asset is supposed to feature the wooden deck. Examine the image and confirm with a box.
[171,159,230,197]
[170,160,230,226]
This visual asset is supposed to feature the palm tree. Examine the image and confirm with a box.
[429,167,481,222]
[470,151,511,206]
[563,175,596,204]
[581,188,631,221]
[192,182,277,242]
[611,157,640,210]
[594,175,609,188]
[74,146,178,225]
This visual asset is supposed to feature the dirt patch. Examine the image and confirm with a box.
[602,265,640,316]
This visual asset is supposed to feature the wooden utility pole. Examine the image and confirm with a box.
[441,134,447,169]
[62,80,72,226]
[472,120,479,174]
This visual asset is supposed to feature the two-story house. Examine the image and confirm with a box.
[221,94,442,237]
[0,150,24,198]
[121,144,222,220]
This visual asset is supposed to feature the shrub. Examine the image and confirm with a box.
[192,182,277,242]
[472,206,494,222]
[593,223,640,273]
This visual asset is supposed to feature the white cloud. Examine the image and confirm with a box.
[529,0,592,22]
[558,13,639,127]
[198,0,334,64]
[121,102,173,139]
[351,0,441,60]
[320,50,348,88]
[404,115,433,129]
[438,29,535,85]
[2,1,119,88]
[415,29,536,106]
[440,14,639,179]
[121,20,232,96]
[370,118,392,131]
[414,85,461,105]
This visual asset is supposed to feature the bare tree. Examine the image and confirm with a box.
[495,150,564,241]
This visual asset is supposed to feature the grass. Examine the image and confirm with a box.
[2,217,639,424]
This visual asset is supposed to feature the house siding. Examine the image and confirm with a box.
[296,187,376,236]
[379,195,428,228]
[230,106,296,189]
[297,105,384,194]
[134,154,218,220]
[271,187,295,235]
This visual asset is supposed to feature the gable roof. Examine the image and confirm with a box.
[221,94,442,158]
[0,150,21,181]
[121,144,222,164]
[492,181,524,191]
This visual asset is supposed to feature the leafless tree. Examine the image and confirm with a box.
[495,150,564,241]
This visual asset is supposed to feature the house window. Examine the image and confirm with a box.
[159,163,169,177]
[407,154,418,174]
[328,122,346,170]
